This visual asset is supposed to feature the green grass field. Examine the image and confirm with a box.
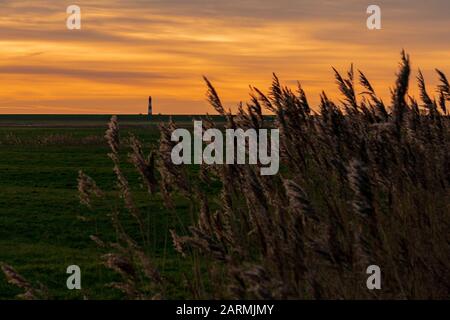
[0,115,208,299]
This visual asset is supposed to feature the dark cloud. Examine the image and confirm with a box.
[0,65,174,83]
[112,0,450,23]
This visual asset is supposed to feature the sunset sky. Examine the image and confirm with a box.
[0,0,449,114]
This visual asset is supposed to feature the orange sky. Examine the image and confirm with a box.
[0,0,449,114]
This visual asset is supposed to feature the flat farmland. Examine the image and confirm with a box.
[0,115,208,299]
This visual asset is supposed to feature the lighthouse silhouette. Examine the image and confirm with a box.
[148,96,153,116]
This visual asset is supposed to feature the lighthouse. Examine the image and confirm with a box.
[148,96,153,116]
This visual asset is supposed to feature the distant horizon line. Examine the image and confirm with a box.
[0,113,223,116]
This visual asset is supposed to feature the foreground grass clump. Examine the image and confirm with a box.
[2,52,450,299]
[73,52,449,299]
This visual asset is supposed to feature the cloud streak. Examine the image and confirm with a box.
[0,65,174,83]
